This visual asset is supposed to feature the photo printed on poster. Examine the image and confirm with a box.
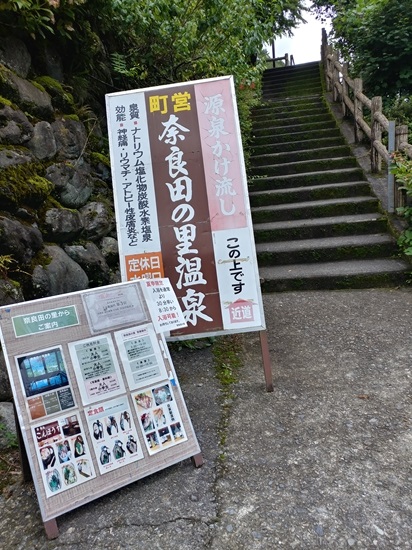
[32,412,95,498]
[114,323,168,391]
[81,284,147,334]
[68,334,125,405]
[15,346,76,421]
[132,382,187,455]
[85,396,144,474]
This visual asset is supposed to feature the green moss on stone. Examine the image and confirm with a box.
[0,162,53,209]
[0,95,14,108]
[63,114,80,121]
[30,80,46,93]
[34,76,75,113]
[89,152,110,168]
[35,76,65,95]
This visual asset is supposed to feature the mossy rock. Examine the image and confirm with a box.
[0,162,53,210]
[89,152,110,168]
[34,76,75,114]
[0,64,53,120]
[0,95,15,109]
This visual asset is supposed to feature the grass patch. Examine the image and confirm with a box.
[212,334,243,463]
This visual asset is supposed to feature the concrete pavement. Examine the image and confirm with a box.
[0,288,411,549]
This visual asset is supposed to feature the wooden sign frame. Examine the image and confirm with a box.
[0,281,202,538]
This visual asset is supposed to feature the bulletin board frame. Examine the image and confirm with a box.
[0,280,202,537]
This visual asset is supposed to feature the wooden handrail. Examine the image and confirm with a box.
[267,53,295,68]
[321,29,412,212]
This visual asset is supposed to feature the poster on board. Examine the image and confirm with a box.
[114,323,168,390]
[68,334,126,405]
[132,382,187,455]
[32,412,96,498]
[15,346,76,421]
[85,396,144,474]
[106,75,266,339]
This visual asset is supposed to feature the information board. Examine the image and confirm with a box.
[0,279,200,524]
[106,75,266,339]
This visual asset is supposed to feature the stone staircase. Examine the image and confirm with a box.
[250,61,410,291]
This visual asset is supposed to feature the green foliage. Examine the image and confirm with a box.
[0,0,87,39]
[109,0,304,88]
[391,152,412,254]
[0,0,55,38]
[311,0,412,96]
[2,1,306,134]
[0,255,16,279]
[170,337,214,352]
[106,0,304,145]
[385,95,412,143]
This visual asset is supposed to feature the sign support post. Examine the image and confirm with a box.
[259,330,274,392]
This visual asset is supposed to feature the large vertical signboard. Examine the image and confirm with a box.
[106,76,265,339]
[0,280,201,527]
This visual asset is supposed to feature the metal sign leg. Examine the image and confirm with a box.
[259,330,274,392]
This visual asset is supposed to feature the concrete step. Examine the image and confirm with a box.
[250,156,358,177]
[253,213,389,242]
[262,86,323,100]
[250,62,410,291]
[256,234,398,266]
[252,104,326,121]
[255,95,323,111]
[251,129,344,150]
[252,119,338,138]
[262,80,322,96]
[251,145,352,166]
[263,62,320,79]
[253,112,334,130]
[262,71,321,86]
[258,258,409,292]
[251,196,379,222]
[262,70,321,83]
[263,61,320,75]
[249,168,366,191]
[253,93,325,111]
[250,181,372,206]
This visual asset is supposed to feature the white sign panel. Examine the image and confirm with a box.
[106,76,265,340]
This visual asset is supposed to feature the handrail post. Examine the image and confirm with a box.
[326,45,333,92]
[388,120,395,213]
[395,124,409,150]
[395,124,409,209]
[353,78,363,143]
[341,62,349,117]
[285,53,289,67]
[332,51,340,102]
[321,27,327,68]
[272,39,276,69]
[371,96,382,172]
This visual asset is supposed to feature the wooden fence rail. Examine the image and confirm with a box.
[321,29,412,213]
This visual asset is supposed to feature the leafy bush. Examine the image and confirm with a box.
[391,152,412,254]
